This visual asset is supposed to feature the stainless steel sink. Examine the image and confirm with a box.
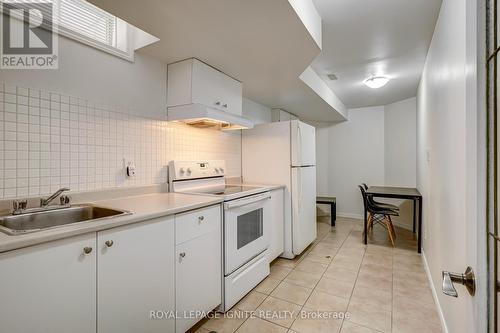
[0,205,131,235]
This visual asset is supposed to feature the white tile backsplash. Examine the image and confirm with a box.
[0,83,242,199]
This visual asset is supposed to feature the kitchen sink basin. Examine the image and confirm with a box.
[0,205,131,235]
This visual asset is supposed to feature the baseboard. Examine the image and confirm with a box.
[392,220,413,231]
[337,212,364,220]
[422,250,449,333]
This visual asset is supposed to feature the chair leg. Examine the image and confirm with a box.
[388,216,397,239]
[367,213,373,232]
[384,216,395,247]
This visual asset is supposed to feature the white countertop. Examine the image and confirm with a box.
[0,193,223,253]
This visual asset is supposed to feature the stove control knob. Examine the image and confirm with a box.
[186,168,192,175]
[219,168,224,173]
[179,168,185,175]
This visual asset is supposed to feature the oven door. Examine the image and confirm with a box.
[224,192,271,275]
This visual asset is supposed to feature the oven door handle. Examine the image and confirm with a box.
[224,192,271,210]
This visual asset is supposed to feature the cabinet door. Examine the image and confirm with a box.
[176,230,221,333]
[0,233,96,333]
[267,188,285,262]
[191,59,226,111]
[97,217,175,333]
[219,72,242,116]
[280,110,292,121]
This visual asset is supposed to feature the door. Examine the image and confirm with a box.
[176,230,221,332]
[0,233,96,333]
[291,120,316,167]
[487,0,500,330]
[97,217,175,333]
[224,192,271,274]
[291,166,317,255]
[432,1,485,332]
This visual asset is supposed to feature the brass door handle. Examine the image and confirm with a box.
[83,247,93,255]
[105,240,114,248]
[442,266,475,297]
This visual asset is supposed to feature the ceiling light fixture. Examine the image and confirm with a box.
[363,76,390,89]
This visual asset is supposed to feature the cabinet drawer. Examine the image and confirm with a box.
[175,205,221,244]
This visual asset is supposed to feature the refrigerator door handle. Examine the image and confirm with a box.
[298,169,302,216]
[297,123,302,166]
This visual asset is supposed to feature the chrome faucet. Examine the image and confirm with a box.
[40,188,70,207]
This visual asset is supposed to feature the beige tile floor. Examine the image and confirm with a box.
[193,217,443,333]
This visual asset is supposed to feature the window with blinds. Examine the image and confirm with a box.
[4,0,133,59]
[59,0,117,48]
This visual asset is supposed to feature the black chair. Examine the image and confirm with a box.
[362,183,400,211]
[359,185,398,246]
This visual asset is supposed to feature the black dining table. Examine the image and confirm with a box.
[364,186,423,253]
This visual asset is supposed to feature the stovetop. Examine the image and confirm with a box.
[169,161,270,201]
[207,185,264,195]
[180,184,269,201]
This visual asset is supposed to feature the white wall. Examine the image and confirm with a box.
[385,97,417,187]
[0,36,243,199]
[417,0,476,332]
[315,98,417,219]
[315,106,386,218]
[0,35,166,119]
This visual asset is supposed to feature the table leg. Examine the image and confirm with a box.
[417,197,423,253]
[412,199,416,233]
[330,203,336,227]
[364,207,368,245]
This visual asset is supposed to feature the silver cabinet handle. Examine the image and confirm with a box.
[442,266,475,297]
[198,216,205,223]
[224,192,271,210]
[83,247,93,255]
[105,240,114,248]
[180,252,186,258]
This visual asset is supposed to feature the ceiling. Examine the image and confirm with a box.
[312,0,442,108]
[89,0,347,122]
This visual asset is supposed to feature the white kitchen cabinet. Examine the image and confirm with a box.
[267,188,285,262]
[167,58,242,116]
[0,233,96,333]
[175,206,222,333]
[97,217,175,333]
[271,109,298,122]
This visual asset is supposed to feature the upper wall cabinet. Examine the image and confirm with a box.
[167,58,243,116]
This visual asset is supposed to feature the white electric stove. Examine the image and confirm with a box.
[169,160,271,311]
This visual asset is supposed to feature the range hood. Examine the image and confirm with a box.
[167,104,254,130]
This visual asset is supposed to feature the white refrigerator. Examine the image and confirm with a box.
[242,120,317,259]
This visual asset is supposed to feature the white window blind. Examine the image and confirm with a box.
[7,0,126,56]
[1,0,158,61]
[59,0,116,47]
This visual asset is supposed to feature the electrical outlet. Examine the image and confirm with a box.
[126,161,136,177]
